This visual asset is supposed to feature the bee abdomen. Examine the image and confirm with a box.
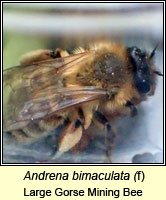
[7,115,66,143]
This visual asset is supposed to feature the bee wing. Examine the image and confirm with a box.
[4,86,106,131]
[3,51,93,90]
[3,51,105,131]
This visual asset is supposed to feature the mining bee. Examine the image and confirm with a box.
[3,42,163,163]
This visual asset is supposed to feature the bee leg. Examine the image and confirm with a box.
[20,49,53,65]
[94,110,116,163]
[20,48,69,65]
[50,48,69,58]
[37,119,84,163]
[125,101,137,117]
[50,119,84,161]
[71,106,95,154]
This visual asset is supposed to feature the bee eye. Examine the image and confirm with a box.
[128,46,151,94]
[135,78,151,94]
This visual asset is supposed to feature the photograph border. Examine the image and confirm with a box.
[1,1,165,166]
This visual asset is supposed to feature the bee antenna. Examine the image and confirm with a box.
[150,44,159,59]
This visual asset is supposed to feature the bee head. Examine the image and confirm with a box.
[128,46,159,94]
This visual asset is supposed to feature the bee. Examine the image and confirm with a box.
[3,42,163,163]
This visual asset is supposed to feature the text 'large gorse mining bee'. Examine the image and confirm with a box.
[3,42,163,163]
